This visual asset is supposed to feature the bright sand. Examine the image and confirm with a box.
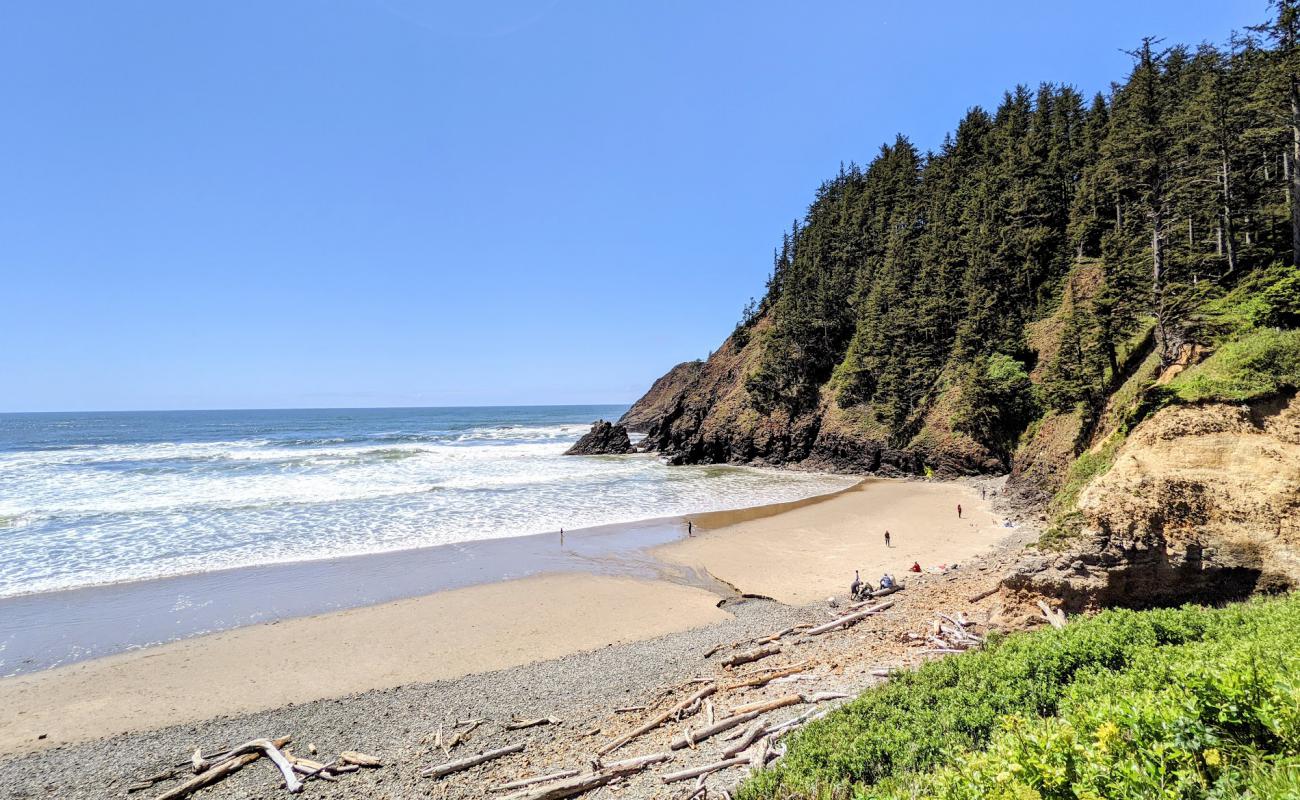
[658,478,1005,605]
[0,477,1004,754]
[0,573,728,754]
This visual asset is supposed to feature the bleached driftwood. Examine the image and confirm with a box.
[727,694,802,717]
[672,711,761,750]
[722,663,809,692]
[599,683,717,755]
[502,753,672,800]
[721,720,768,758]
[661,756,749,783]
[154,753,261,800]
[807,601,894,636]
[492,768,582,791]
[422,742,526,778]
[506,717,560,730]
[967,586,999,604]
[447,719,482,750]
[1036,600,1067,629]
[721,645,780,669]
[339,750,382,768]
[154,737,294,800]
[614,706,647,714]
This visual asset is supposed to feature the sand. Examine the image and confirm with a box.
[0,573,727,754]
[659,478,1005,604]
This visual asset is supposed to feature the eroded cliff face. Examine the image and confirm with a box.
[620,321,998,476]
[1005,393,1300,610]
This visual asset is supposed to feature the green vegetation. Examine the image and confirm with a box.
[740,594,1300,800]
[1039,432,1126,549]
[1171,328,1300,402]
[722,1,1300,466]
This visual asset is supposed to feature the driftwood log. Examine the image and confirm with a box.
[1037,600,1067,629]
[422,742,526,778]
[672,710,761,750]
[154,737,292,800]
[807,601,894,636]
[722,663,809,692]
[721,645,780,669]
[492,768,582,791]
[661,756,749,783]
[598,683,717,755]
[502,753,672,800]
[506,717,560,730]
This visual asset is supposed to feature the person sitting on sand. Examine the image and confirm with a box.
[910,561,922,573]
[879,573,894,590]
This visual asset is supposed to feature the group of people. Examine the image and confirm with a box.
[849,569,897,601]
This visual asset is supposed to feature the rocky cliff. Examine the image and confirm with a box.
[619,318,998,476]
[1005,392,1300,610]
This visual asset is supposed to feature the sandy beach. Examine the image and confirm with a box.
[661,478,1004,604]
[0,476,1023,799]
[0,573,728,754]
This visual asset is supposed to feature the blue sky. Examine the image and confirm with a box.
[0,1,1263,412]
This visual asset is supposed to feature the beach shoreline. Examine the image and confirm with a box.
[0,475,861,678]
[0,474,1015,763]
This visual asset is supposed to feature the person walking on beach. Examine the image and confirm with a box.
[884,530,891,548]
[687,520,693,537]
[981,486,986,501]
[560,527,564,545]
[957,503,963,519]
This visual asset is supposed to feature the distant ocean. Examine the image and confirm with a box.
[0,406,856,599]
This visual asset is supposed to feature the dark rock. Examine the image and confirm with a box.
[565,420,633,456]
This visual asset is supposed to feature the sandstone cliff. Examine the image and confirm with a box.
[1005,392,1300,610]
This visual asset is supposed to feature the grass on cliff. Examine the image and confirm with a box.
[739,593,1300,800]
[1169,328,1300,404]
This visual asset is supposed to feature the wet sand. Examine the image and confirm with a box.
[0,573,728,754]
[660,478,1004,604]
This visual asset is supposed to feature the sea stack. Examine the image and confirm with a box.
[565,420,633,455]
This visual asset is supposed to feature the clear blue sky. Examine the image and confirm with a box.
[0,1,1263,412]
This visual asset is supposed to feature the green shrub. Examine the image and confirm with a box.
[1170,329,1300,404]
[740,595,1300,800]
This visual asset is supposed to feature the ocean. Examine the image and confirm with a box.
[0,406,856,601]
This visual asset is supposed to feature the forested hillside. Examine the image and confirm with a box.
[626,3,1300,488]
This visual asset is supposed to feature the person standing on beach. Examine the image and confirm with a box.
[957,504,963,518]
[560,527,564,545]
[884,530,891,548]
[687,520,693,536]
[981,486,986,501]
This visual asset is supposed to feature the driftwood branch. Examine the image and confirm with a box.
[672,711,761,750]
[722,663,808,692]
[422,742,526,778]
[506,717,560,730]
[598,684,716,755]
[661,756,749,784]
[967,586,999,603]
[492,768,582,791]
[1036,600,1067,629]
[153,737,292,800]
[503,753,672,800]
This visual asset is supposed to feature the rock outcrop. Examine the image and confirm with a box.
[1005,392,1300,611]
[618,320,996,475]
[619,361,703,433]
[565,420,633,456]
